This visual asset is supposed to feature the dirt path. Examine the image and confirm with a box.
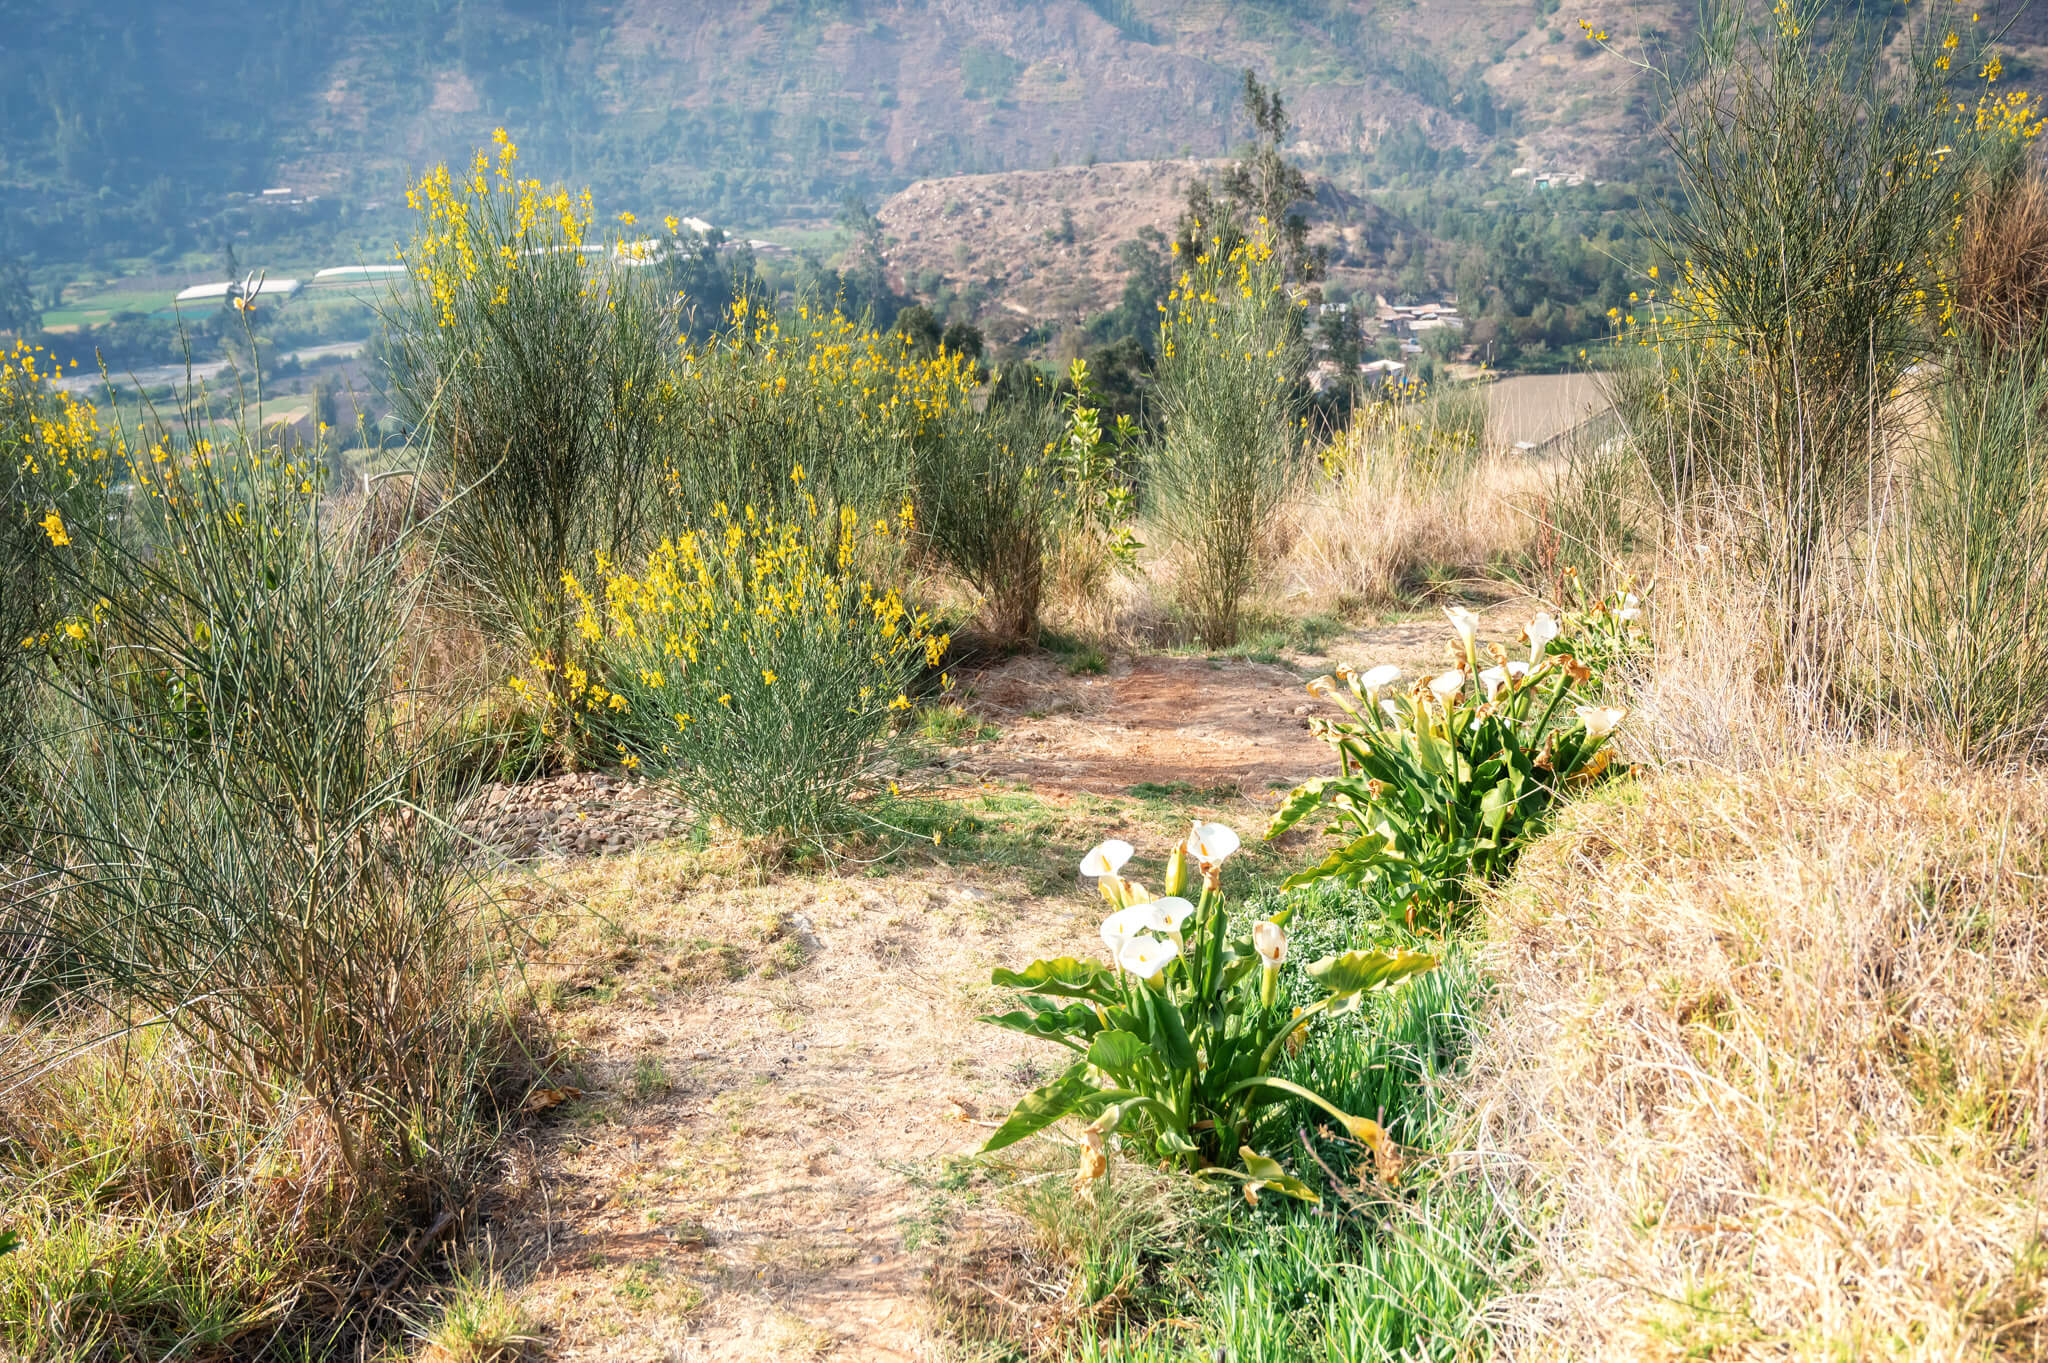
[483,614,1522,1358]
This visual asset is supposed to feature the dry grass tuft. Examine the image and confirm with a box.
[1956,173,2048,352]
[1474,752,2048,1361]
[1277,445,1543,611]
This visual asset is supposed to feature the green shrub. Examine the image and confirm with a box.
[1638,1,1984,672]
[0,345,109,836]
[913,386,1064,644]
[1151,225,1306,647]
[580,503,945,843]
[1884,337,2048,760]
[660,297,971,538]
[10,428,505,1191]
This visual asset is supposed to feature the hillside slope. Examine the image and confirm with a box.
[3,0,1699,258]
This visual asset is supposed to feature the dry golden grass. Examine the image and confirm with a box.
[1473,752,2048,1361]
[1276,442,1544,611]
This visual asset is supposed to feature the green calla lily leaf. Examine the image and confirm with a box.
[1140,987,1196,1070]
[1307,948,1439,999]
[981,1061,1096,1153]
[991,957,1113,999]
[1086,1029,1149,1074]
[1267,777,1351,837]
[1279,830,1391,890]
[1239,1147,1319,1204]
[980,1000,1102,1043]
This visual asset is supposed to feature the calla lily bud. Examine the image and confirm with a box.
[1163,843,1189,898]
[1444,605,1480,652]
[1252,920,1289,966]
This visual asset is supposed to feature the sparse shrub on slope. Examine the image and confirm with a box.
[1283,380,1530,609]
[0,345,109,838]
[661,297,973,537]
[913,382,1066,646]
[1,414,524,1358]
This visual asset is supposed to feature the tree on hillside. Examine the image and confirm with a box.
[0,262,36,336]
[1178,71,1325,285]
[836,193,902,326]
[892,304,942,353]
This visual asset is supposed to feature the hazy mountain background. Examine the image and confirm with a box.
[5,0,2044,379]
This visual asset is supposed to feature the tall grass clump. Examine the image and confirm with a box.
[577,504,946,844]
[1875,155,2048,762]
[1884,333,2048,760]
[1152,224,1306,646]
[1,406,522,1353]
[385,132,671,744]
[913,386,1066,645]
[1635,0,1977,681]
[1284,381,1531,608]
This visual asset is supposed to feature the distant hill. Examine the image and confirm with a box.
[23,0,2046,263]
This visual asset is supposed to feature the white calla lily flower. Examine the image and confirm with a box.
[1478,665,1509,700]
[1184,821,1241,866]
[1525,612,1560,658]
[1360,664,1402,697]
[1252,919,1289,966]
[1146,896,1195,936]
[1574,704,1627,740]
[1616,593,1641,622]
[1080,839,1134,879]
[1117,934,1180,980]
[1428,669,1466,702]
[1101,905,1158,957]
[1444,605,1480,648]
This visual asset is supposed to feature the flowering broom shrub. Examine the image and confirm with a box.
[1268,597,1639,926]
[665,297,976,533]
[980,824,1436,1202]
[1151,223,1306,647]
[2,343,111,841]
[387,133,671,751]
[578,503,945,842]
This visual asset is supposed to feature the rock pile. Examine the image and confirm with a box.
[462,771,691,859]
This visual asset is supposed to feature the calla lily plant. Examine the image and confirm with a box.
[979,823,1436,1203]
[1271,589,1641,925]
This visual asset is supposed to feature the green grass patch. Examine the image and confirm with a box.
[918,702,999,746]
